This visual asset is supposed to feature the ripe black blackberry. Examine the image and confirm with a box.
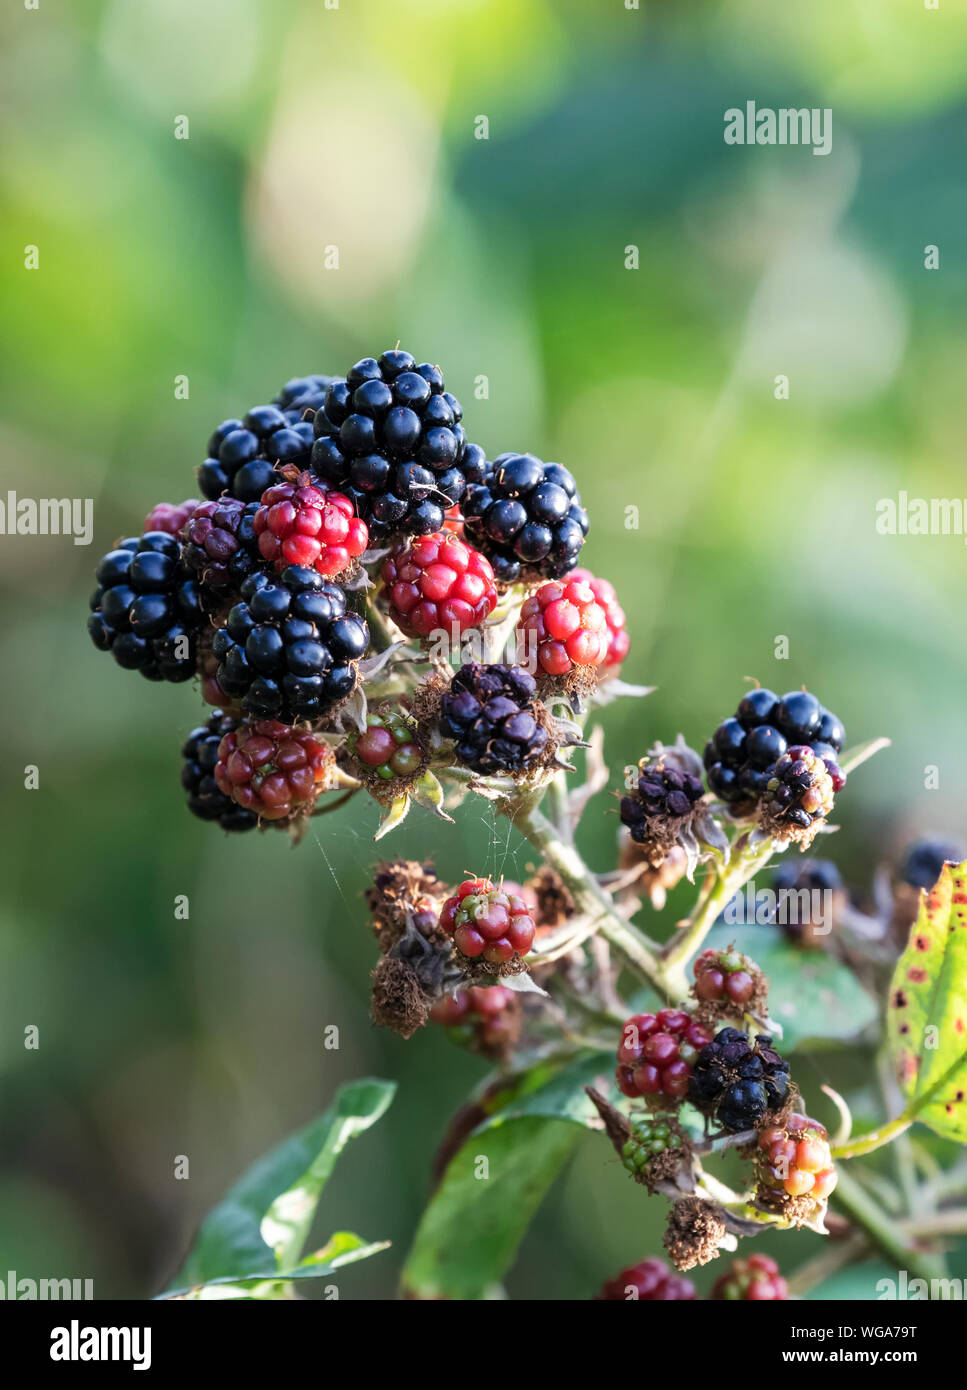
[310,349,487,538]
[198,373,339,505]
[703,687,845,813]
[88,532,202,683]
[898,837,965,890]
[462,452,588,583]
[181,713,257,832]
[440,662,549,775]
[181,497,264,602]
[620,762,705,844]
[688,1027,790,1132]
[771,857,844,945]
[212,565,370,723]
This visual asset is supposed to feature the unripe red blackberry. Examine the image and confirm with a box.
[756,1112,837,1219]
[214,719,335,820]
[438,878,536,965]
[348,708,424,782]
[711,1253,788,1301]
[430,984,520,1056]
[253,473,368,578]
[598,1257,696,1301]
[145,498,199,536]
[380,531,497,639]
[517,575,609,676]
[691,949,767,1027]
[614,1009,712,1101]
[568,567,629,675]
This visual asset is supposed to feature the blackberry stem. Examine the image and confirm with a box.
[511,799,669,997]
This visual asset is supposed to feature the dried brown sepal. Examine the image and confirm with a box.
[365,859,450,952]
[663,1197,728,1272]
[617,831,689,910]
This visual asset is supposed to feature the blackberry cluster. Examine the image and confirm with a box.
[462,452,588,583]
[212,565,369,723]
[712,1254,788,1302]
[762,746,835,832]
[615,1008,712,1100]
[440,663,548,775]
[438,877,537,964]
[88,532,203,683]
[619,1116,678,1179]
[349,709,424,783]
[181,497,263,600]
[198,375,338,504]
[598,1258,695,1302]
[704,688,845,813]
[310,349,487,538]
[899,837,965,891]
[620,760,705,844]
[756,1113,837,1213]
[771,858,843,946]
[181,712,257,832]
[688,1028,790,1132]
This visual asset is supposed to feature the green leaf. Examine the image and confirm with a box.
[401,1050,616,1299]
[702,923,878,1050]
[887,860,967,1143]
[401,1117,582,1300]
[838,736,891,775]
[163,1233,391,1300]
[166,1078,396,1292]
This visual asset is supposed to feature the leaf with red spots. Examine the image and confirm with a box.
[887,860,967,1143]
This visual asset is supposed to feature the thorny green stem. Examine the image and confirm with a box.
[511,799,670,999]
[660,832,777,996]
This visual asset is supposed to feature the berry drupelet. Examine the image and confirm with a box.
[253,474,368,577]
[688,1028,790,1132]
[462,452,588,583]
[598,1258,696,1302]
[88,532,203,683]
[181,712,258,833]
[517,575,609,676]
[214,719,335,820]
[704,687,846,813]
[568,567,629,675]
[212,565,369,723]
[615,1009,712,1101]
[439,877,537,964]
[144,498,198,536]
[311,349,487,538]
[380,531,497,639]
[440,662,549,775]
[712,1254,788,1301]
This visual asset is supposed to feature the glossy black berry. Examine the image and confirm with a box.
[440,663,548,775]
[198,374,338,504]
[214,566,369,722]
[688,1030,790,1132]
[705,688,845,815]
[181,713,257,832]
[462,452,588,582]
[899,837,965,891]
[88,533,202,683]
[310,350,478,539]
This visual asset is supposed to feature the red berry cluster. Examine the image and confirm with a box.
[569,567,629,673]
[439,878,537,964]
[145,498,198,536]
[517,576,609,676]
[757,1113,837,1204]
[430,985,517,1050]
[693,949,757,1007]
[615,1009,712,1100]
[712,1253,788,1301]
[381,532,497,638]
[215,719,333,820]
[253,475,368,577]
[598,1257,696,1301]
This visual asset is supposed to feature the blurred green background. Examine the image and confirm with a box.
[2,0,966,1299]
